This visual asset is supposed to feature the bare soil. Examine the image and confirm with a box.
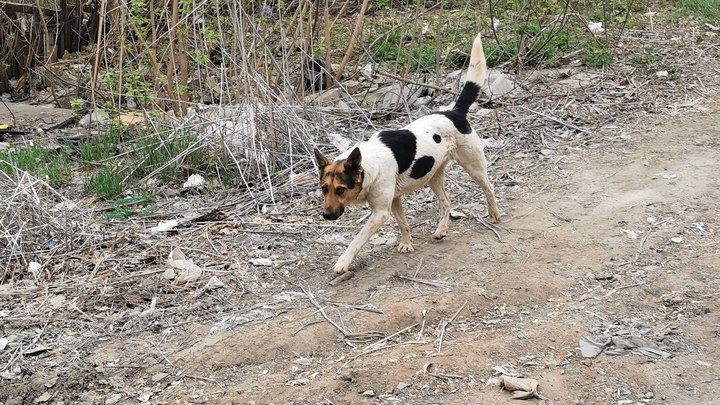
[4,96,718,405]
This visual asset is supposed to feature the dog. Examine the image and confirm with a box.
[313,33,500,275]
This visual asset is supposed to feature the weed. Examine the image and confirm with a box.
[131,131,204,181]
[680,0,720,21]
[631,47,659,68]
[106,196,153,219]
[0,145,72,187]
[70,98,84,114]
[78,138,118,162]
[582,40,612,68]
[85,166,123,199]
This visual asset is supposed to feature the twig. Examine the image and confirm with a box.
[618,219,670,266]
[417,309,428,342]
[394,272,452,290]
[0,98,17,125]
[518,105,589,134]
[299,285,350,336]
[339,341,427,370]
[436,300,467,354]
[365,323,419,351]
[334,0,371,81]
[329,271,355,286]
[375,70,458,96]
[477,217,502,242]
[151,341,175,368]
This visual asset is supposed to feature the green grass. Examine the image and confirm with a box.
[680,0,720,21]
[84,166,123,199]
[0,145,72,187]
[77,124,123,162]
[130,131,205,181]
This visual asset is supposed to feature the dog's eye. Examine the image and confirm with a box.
[321,185,329,194]
[336,187,346,196]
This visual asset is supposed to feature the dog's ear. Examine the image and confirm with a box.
[344,147,362,171]
[314,147,331,172]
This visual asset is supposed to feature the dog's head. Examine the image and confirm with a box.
[313,147,363,220]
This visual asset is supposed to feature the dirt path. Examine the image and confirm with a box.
[127,103,718,403]
[2,103,718,404]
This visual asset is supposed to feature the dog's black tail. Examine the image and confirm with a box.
[453,34,487,116]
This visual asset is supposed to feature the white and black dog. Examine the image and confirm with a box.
[313,33,501,275]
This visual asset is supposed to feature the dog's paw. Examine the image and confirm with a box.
[488,211,501,224]
[397,242,415,253]
[432,230,447,240]
[333,262,349,274]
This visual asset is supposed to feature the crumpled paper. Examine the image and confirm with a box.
[490,376,547,400]
[167,248,203,285]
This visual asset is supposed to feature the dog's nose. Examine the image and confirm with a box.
[323,210,341,220]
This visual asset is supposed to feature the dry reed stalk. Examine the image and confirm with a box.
[335,0,371,82]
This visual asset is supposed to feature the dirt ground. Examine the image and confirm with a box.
[4,95,718,405]
[181,103,719,404]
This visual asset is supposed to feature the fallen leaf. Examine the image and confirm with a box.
[34,392,52,403]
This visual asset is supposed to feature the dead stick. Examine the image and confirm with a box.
[375,70,458,96]
[339,341,427,370]
[365,323,419,351]
[518,105,589,134]
[437,300,468,353]
[618,219,670,266]
[300,285,349,336]
[394,272,450,289]
[329,270,355,286]
[477,217,502,242]
[334,0,370,81]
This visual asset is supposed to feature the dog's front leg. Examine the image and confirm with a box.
[333,209,390,274]
[391,197,414,252]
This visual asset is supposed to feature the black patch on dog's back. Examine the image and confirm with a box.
[410,156,435,179]
[433,134,442,143]
[436,111,472,134]
[378,129,416,173]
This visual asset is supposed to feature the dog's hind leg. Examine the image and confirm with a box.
[391,197,414,252]
[428,165,451,239]
[454,135,501,223]
[333,208,391,274]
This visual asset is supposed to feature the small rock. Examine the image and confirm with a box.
[361,389,375,397]
[286,378,309,386]
[396,382,411,391]
[670,236,683,243]
[344,80,362,94]
[593,273,614,281]
[655,70,669,78]
[644,392,654,399]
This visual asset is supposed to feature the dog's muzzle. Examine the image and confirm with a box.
[322,209,343,220]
